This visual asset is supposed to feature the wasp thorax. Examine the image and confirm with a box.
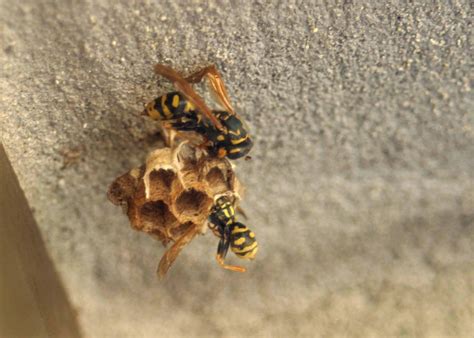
[209,195,235,225]
[199,111,253,160]
[230,222,258,260]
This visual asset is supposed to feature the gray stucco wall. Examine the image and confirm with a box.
[1,1,473,337]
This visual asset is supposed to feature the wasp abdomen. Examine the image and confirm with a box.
[230,222,258,260]
[144,91,198,130]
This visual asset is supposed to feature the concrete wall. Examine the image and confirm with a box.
[1,1,473,337]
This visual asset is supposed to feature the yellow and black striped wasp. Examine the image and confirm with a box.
[143,64,253,159]
[208,195,258,272]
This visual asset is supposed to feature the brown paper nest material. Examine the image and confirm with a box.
[108,142,242,247]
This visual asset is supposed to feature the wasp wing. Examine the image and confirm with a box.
[157,223,200,279]
[186,65,237,116]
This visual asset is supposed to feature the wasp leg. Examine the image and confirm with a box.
[154,64,224,130]
[216,254,246,273]
[208,222,221,237]
[215,236,246,273]
[185,65,236,116]
[196,138,212,152]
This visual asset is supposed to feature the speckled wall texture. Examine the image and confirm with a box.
[1,1,473,337]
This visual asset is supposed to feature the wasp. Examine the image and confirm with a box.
[208,195,258,272]
[156,195,257,277]
[143,64,253,159]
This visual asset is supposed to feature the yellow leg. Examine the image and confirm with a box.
[216,254,246,273]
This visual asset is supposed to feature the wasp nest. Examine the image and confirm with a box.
[108,141,242,248]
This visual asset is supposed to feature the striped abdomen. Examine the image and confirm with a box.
[230,222,258,260]
[143,91,199,131]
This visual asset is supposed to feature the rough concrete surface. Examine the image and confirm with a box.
[1,0,473,337]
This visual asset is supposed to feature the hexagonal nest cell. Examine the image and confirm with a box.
[107,142,242,248]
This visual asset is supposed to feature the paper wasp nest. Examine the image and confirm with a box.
[108,142,242,247]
